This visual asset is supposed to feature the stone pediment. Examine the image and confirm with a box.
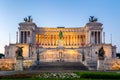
[19,22,37,30]
[85,22,103,30]
[19,22,36,26]
[19,26,34,30]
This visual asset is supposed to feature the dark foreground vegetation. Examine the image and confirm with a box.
[0,71,120,80]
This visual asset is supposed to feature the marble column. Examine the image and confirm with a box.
[23,31,25,43]
[26,31,28,43]
[88,31,90,44]
[44,35,45,45]
[93,31,95,44]
[25,31,27,43]
[76,35,78,46]
[53,35,55,46]
[68,35,70,46]
[24,31,26,43]
[70,35,72,45]
[44,35,46,45]
[20,31,23,43]
[95,31,97,44]
[53,35,55,45]
[66,35,67,46]
[52,35,54,45]
[73,35,74,45]
[96,31,97,44]
[52,35,53,46]
[98,32,100,44]
[49,35,51,46]
[69,35,70,46]
[77,35,79,45]
[76,35,77,45]
[40,35,41,45]
[51,35,52,46]
[43,35,45,45]
[86,31,88,44]
[68,35,69,46]
[78,35,80,45]
[37,34,39,44]
[100,31,102,44]
[67,35,69,46]
[74,35,76,45]
[64,35,66,46]
[55,35,57,46]
[41,35,43,45]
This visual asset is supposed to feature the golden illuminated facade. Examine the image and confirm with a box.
[35,27,86,48]
[4,17,116,63]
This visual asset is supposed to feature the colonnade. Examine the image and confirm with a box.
[20,31,30,43]
[90,31,102,44]
[36,34,86,46]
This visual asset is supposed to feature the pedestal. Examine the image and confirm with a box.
[58,40,64,48]
[97,60,104,70]
[82,61,86,66]
[15,58,23,71]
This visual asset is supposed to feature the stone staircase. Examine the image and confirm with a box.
[29,62,88,71]
[87,60,97,70]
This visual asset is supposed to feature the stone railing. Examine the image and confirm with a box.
[1,58,120,71]
[23,59,34,68]
[109,58,120,70]
[0,58,34,71]
[104,58,120,70]
[0,58,15,70]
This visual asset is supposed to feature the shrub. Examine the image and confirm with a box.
[75,71,120,79]
[0,73,32,79]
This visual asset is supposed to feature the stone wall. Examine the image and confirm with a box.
[104,58,120,70]
[0,58,15,70]
[0,58,34,71]
[1,58,120,71]
[109,58,120,70]
[23,59,34,68]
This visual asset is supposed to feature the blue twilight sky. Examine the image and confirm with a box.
[0,0,120,53]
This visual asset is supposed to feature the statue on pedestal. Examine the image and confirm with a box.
[97,46,105,70]
[59,30,63,40]
[15,46,24,71]
[98,46,105,60]
[89,16,98,22]
[15,46,23,59]
[24,16,33,22]
[58,30,64,48]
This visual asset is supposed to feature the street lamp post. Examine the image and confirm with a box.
[90,45,92,60]
[81,30,85,63]
[81,43,85,62]
[36,42,40,65]
[29,44,31,57]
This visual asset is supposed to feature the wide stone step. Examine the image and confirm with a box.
[87,61,97,70]
[29,62,88,71]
